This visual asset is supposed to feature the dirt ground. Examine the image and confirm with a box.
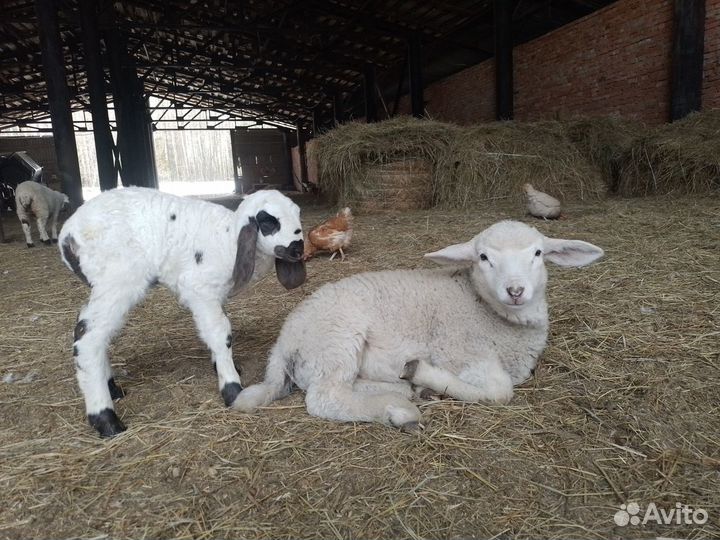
[0,194,718,539]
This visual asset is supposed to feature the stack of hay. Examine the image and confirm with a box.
[617,110,720,196]
[311,112,720,211]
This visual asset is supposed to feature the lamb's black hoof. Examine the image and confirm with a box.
[42,239,51,245]
[88,408,127,438]
[51,238,58,244]
[108,378,126,400]
[27,243,35,248]
[221,382,243,407]
[400,359,419,381]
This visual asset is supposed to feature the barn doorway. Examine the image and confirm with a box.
[230,128,293,194]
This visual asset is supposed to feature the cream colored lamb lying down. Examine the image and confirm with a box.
[234,220,604,429]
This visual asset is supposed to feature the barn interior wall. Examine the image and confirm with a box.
[397,0,720,124]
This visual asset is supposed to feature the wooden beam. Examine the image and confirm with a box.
[670,0,706,121]
[296,122,308,187]
[363,63,378,123]
[34,0,84,208]
[494,0,514,120]
[79,0,117,192]
[408,32,424,118]
[333,91,345,125]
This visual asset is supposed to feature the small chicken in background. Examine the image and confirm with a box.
[523,183,563,219]
[303,207,353,261]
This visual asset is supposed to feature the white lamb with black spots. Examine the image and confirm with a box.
[58,187,306,438]
[15,180,69,247]
[233,220,604,428]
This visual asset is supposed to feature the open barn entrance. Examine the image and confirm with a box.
[230,129,293,194]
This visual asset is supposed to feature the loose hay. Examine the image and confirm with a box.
[617,110,720,196]
[565,116,644,192]
[0,194,719,539]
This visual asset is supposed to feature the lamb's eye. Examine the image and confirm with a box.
[535,249,542,257]
[479,253,488,261]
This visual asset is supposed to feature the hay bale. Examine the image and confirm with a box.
[356,159,432,212]
[311,117,458,208]
[617,110,720,196]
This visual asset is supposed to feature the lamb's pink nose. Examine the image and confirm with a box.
[507,286,525,298]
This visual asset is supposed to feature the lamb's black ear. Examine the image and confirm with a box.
[229,220,258,296]
[275,259,306,290]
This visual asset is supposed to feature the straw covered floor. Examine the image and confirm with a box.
[0,193,718,539]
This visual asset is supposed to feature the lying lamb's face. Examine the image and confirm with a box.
[425,220,604,310]
[233,191,306,291]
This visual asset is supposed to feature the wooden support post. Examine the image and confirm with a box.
[670,0,706,120]
[333,91,344,125]
[312,104,323,136]
[408,32,424,118]
[79,0,117,191]
[296,122,308,187]
[104,4,157,188]
[34,0,84,207]
[363,63,378,122]
[494,0,513,120]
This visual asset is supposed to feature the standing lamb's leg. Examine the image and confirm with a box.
[35,212,51,245]
[50,209,60,243]
[401,358,514,404]
[74,279,150,437]
[17,210,34,247]
[182,294,243,407]
[306,380,421,428]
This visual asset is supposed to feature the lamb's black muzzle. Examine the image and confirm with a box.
[274,240,304,262]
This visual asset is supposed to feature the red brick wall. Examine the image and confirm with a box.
[397,61,495,124]
[403,0,720,125]
[515,0,673,123]
[705,0,720,109]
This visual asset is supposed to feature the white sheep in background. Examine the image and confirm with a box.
[59,187,306,438]
[234,220,603,428]
[15,180,69,247]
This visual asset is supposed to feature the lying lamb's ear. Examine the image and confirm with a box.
[543,238,604,267]
[229,220,258,296]
[424,240,477,265]
[275,259,306,290]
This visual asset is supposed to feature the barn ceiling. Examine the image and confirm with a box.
[0,0,618,132]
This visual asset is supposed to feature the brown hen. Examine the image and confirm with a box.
[303,207,353,261]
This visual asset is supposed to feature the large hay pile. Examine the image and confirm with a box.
[436,120,604,208]
[312,117,606,210]
[312,112,720,210]
[617,110,720,196]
